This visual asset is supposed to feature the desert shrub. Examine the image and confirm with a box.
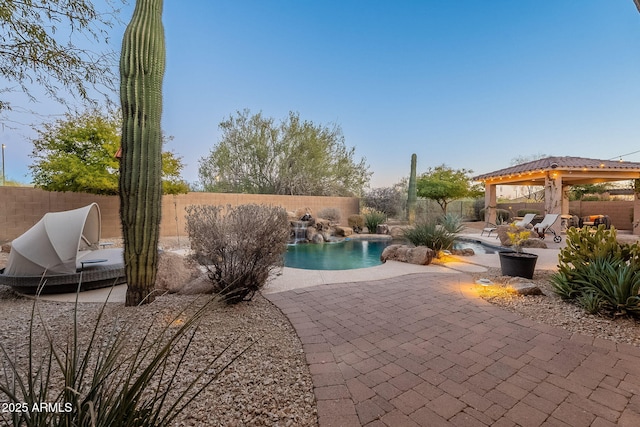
[185,204,290,304]
[348,214,365,233]
[403,218,457,253]
[551,226,640,316]
[317,207,341,224]
[516,209,540,217]
[363,187,404,218]
[0,291,245,427]
[479,208,510,223]
[364,210,387,233]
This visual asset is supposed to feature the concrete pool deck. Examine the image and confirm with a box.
[37,227,569,302]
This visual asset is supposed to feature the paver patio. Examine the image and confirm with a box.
[266,272,640,427]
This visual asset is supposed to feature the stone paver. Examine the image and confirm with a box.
[265,272,640,427]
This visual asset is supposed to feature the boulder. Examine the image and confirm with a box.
[519,238,547,249]
[506,277,543,296]
[376,224,390,235]
[334,226,353,237]
[311,233,325,244]
[380,244,434,265]
[1,242,11,253]
[155,252,201,293]
[497,225,537,247]
[389,227,405,240]
[450,248,475,256]
[306,226,319,242]
[179,274,216,295]
[315,219,331,232]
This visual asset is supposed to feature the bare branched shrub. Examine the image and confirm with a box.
[185,204,290,304]
[317,207,341,224]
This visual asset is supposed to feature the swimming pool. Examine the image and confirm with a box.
[284,239,390,270]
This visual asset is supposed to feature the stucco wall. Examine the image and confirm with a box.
[0,187,360,242]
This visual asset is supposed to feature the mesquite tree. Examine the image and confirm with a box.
[119,0,165,306]
[407,153,417,224]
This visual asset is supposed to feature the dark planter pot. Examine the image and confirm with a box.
[498,251,538,279]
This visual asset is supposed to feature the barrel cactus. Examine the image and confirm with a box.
[407,153,417,224]
[119,0,165,306]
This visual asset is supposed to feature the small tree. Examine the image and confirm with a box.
[198,109,371,196]
[363,186,404,218]
[416,165,482,213]
[29,109,188,195]
[0,0,124,112]
[185,204,290,304]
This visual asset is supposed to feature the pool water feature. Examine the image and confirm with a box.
[284,239,390,270]
[452,239,498,254]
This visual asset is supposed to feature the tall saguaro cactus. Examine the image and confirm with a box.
[119,0,165,306]
[407,153,417,224]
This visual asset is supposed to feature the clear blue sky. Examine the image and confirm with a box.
[2,1,640,188]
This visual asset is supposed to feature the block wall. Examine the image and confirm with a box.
[0,187,360,242]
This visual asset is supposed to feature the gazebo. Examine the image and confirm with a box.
[473,156,640,235]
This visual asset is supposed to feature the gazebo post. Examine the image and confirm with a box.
[544,173,563,216]
[634,179,640,236]
[485,183,497,224]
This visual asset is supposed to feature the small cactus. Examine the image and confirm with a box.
[119,0,165,306]
[407,154,417,224]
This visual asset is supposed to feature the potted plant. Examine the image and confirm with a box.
[498,224,538,279]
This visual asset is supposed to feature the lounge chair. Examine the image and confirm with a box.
[513,213,536,228]
[481,213,535,238]
[481,222,498,237]
[533,213,562,243]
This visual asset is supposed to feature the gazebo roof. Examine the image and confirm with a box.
[473,156,640,186]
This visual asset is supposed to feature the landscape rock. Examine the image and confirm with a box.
[311,233,325,244]
[376,224,390,235]
[315,219,331,232]
[306,227,319,242]
[519,239,547,249]
[155,252,202,293]
[506,277,543,296]
[389,227,405,240]
[334,226,353,237]
[179,274,216,295]
[496,225,538,247]
[450,248,475,256]
[1,243,10,254]
[380,244,435,265]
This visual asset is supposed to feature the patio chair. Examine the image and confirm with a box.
[533,213,562,243]
[481,222,498,237]
[512,213,536,228]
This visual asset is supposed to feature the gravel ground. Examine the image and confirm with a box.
[0,279,317,426]
[0,244,316,426]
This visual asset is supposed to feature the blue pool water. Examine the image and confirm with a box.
[284,239,390,270]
